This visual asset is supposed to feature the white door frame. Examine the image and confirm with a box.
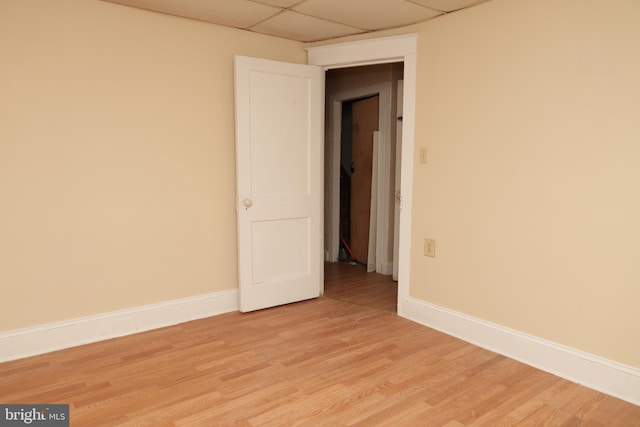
[307,33,417,316]
[326,82,392,276]
[393,79,404,281]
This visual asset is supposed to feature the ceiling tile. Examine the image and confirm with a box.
[250,11,363,42]
[101,0,495,42]
[102,0,280,28]
[293,0,443,30]
[406,0,492,13]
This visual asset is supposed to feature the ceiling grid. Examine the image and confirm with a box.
[101,0,492,42]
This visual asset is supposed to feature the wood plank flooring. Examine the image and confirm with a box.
[1,298,638,426]
[323,262,397,312]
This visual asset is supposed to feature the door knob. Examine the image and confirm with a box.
[243,198,253,208]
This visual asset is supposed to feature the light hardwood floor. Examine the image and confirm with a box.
[1,296,638,425]
[324,261,397,312]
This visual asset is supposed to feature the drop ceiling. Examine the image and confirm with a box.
[100,0,492,42]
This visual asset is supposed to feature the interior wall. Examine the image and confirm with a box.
[0,0,306,331]
[3,0,639,372]
[409,0,640,368]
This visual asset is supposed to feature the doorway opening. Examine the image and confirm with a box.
[309,33,418,317]
[323,62,404,312]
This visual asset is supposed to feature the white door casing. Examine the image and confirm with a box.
[307,34,417,316]
[234,55,324,312]
[368,131,380,272]
[393,80,404,281]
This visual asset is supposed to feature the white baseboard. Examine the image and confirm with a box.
[401,297,640,406]
[0,289,239,363]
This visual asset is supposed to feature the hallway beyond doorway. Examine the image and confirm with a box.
[323,262,397,312]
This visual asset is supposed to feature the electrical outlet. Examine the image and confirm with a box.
[424,238,435,257]
[419,147,428,164]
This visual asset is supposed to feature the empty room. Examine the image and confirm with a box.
[1,0,639,425]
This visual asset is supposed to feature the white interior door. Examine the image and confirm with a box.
[234,55,324,312]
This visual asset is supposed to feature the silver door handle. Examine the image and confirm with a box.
[243,198,253,208]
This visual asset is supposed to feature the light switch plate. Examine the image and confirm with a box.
[419,147,427,164]
[424,238,435,257]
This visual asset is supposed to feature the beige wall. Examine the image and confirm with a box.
[410,0,640,367]
[0,0,306,331]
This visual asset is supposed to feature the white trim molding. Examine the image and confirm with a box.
[0,290,239,362]
[402,297,640,406]
[307,33,417,312]
[307,34,417,69]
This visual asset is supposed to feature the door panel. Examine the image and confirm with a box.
[235,55,323,312]
[252,218,310,284]
[249,72,310,196]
